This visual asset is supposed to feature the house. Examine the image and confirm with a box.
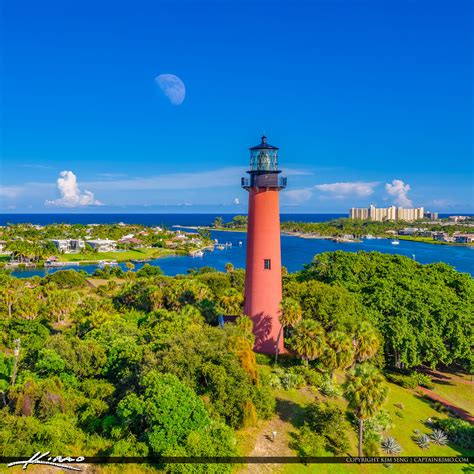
[50,239,85,253]
[433,232,452,242]
[453,233,474,244]
[50,239,69,252]
[118,237,144,247]
[398,227,420,236]
[86,239,117,252]
[449,215,469,222]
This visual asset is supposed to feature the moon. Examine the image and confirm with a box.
[155,74,186,106]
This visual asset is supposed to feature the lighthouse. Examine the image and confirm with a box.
[242,135,287,354]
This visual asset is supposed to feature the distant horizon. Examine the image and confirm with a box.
[1,211,472,216]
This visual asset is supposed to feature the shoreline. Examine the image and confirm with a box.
[2,230,473,276]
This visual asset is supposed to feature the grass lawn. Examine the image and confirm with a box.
[278,381,472,474]
[58,247,173,262]
[429,379,474,415]
[398,236,473,247]
[237,367,472,474]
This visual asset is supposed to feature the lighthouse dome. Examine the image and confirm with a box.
[249,135,279,151]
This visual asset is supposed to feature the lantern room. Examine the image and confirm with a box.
[249,135,279,172]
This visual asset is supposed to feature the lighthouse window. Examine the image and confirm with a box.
[264,259,271,270]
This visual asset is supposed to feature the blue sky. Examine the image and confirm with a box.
[0,0,472,213]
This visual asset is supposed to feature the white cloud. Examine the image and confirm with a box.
[18,164,53,170]
[0,185,24,199]
[281,168,313,176]
[284,188,314,204]
[284,181,378,204]
[46,171,103,207]
[233,197,240,205]
[314,181,378,198]
[385,179,413,207]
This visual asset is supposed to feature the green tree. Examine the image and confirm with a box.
[275,297,302,363]
[344,364,388,457]
[212,216,224,228]
[46,290,78,323]
[14,288,42,320]
[353,321,380,365]
[219,288,243,316]
[288,320,326,365]
[321,331,355,379]
[0,278,23,318]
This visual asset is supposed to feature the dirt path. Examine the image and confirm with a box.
[423,368,474,386]
[237,395,309,474]
[417,386,474,424]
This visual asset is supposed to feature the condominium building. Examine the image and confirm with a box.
[349,205,424,222]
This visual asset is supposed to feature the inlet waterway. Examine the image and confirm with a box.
[10,229,474,278]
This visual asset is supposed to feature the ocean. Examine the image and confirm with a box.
[0,213,345,226]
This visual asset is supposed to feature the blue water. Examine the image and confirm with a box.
[0,213,346,226]
[9,229,474,278]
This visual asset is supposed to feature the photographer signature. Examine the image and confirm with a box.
[8,452,85,471]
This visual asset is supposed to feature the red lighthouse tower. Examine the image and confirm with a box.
[242,135,287,354]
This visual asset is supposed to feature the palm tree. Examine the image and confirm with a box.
[219,288,243,315]
[288,319,326,365]
[322,331,354,379]
[275,297,302,363]
[353,321,380,365]
[344,364,388,456]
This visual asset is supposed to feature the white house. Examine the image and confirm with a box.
[50,239,85,253]
[86,239,117,252]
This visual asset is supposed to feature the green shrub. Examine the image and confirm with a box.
[304,401,350,454]
[318,375,342,397]
[290,425,327,457]
[386,372,417,389]
[410,372,434,389]
[252,385,275,420]
[255,353,272,366]
[268,368,305,390]
[364,410,393,434]
[46,270,87,289]
[434,418,474,449]
[291,366,324,387]
[363,437,380,456]
[280,371,305,390]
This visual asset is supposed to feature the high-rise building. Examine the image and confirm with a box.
[349,205,424,221]
[242,135,287,354]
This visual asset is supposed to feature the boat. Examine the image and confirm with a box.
[225,242,232,247]
[238,241,243,247]
[365,234,376,240]
[193,250,204,257]
[391,240,400,246]
[215,244,225,250]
